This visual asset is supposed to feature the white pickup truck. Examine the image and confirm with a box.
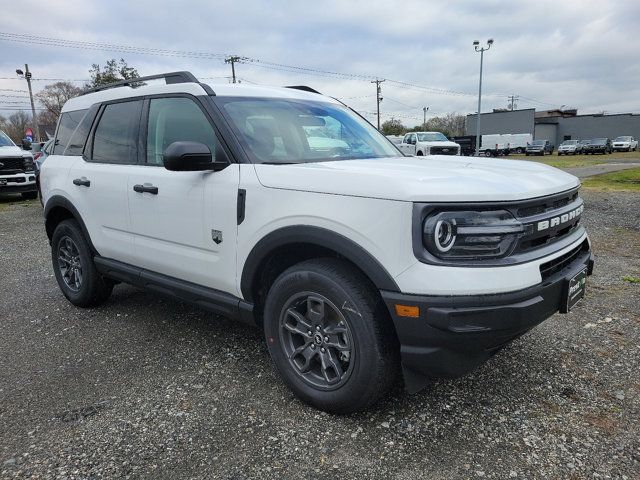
[397,131,461,156]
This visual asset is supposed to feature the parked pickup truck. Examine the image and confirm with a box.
[41,71,594,413]
[0,129,37,199]
[526,140,554,156]
[398,131,461,156]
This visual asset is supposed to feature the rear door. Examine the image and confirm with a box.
[126,95,240,293]
[68,99,143,264]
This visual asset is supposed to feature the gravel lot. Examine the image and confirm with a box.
[0,190,638,480]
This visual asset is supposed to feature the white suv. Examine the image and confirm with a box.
[41,72,594,413]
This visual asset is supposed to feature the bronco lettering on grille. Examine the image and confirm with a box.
[536,205,583,232]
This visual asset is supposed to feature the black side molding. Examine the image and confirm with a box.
[237,189,246,225]
[93,257,256,326]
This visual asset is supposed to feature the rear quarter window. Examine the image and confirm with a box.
[53,109,87,155]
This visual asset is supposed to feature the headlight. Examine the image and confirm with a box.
[423,210,524,259]
[23,156,34,171]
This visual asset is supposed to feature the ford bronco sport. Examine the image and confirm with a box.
[41,72,594,413]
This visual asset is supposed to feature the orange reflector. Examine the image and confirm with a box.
[394,304,420,318]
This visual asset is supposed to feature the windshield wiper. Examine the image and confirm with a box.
[261,161,298,165]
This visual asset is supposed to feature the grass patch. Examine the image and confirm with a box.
[509,150,640,168]
[581,167,640,192]
[623,275,640,284]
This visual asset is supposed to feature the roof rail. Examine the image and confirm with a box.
[81,71,204,96]
[285,85,322,95]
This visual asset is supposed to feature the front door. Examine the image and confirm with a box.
[127,96,240,294]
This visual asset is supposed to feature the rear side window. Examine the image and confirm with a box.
[91,100,142,164]
[53,109,87,155]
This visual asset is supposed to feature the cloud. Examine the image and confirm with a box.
[1,0,639,123]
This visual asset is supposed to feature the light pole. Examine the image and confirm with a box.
[423,106,429,129]
[16,64,40,142]
[473,39,493,156]
[371,78,385,130]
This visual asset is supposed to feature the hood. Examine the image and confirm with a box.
[254,156,580,202]
[0,145,28,157]
[419,140,459,148]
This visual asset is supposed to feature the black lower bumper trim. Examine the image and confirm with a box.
[0,183,37,194]
[382,246,593,393]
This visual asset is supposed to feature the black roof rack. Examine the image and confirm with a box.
[285,85,321,95]
[81,71,214,96]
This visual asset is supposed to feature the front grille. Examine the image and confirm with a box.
[431,146,458,155]
[539,240,588,280]
[0,157,25,174]
[4,177,26,183]
[512,188,583,254]
[517,190,579,217]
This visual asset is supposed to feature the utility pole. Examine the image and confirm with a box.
[371,78,385,130]
[16,64,40,142]
[423,106,429,129]
[473,39,494,156]
[508,94,519,111]
[225,56,241,83]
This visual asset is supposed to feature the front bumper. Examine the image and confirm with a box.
[0,173,37,193]
[381,241,594,393]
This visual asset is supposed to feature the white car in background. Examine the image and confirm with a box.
[0,130,37,199]
[397,131,461,156]
[612,136,638,152]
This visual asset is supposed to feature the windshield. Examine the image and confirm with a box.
[417,132,449,142]
[580,140,591,145]
[614,136,632,142]
[218,97,402,164]
[0,131,15,147]
[592,138,607,145]
[531,140,545,146]
[561,140,578,145]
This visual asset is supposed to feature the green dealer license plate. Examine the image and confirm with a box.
[564,267,587,312]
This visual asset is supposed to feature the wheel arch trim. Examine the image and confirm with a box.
[44,195,98,254]
[240,225,400,301]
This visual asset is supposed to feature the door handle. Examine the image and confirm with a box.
[73,177,90,187]
[133,184,159,194]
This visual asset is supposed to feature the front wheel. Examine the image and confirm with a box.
[263,258,399,414]
[51,219,114,307]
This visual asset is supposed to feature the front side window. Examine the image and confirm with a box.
[146,97,218,166]
[0,130,14,147]
[92,101,142,164]
[219,97,402,164]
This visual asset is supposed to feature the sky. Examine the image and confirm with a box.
[1,0,639,127]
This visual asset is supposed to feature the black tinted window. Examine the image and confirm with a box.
[92,101,142,164]
[65,105,98,156]
[53,109,87,155]
[146,97,218,166]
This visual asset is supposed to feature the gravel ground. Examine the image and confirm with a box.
[0,190,638,480]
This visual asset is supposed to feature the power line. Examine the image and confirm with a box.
[0,31,500,99]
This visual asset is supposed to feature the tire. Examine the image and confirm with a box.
[516,147,524,154]
[21,191,38,200]
[263,258,399,414]
[51,219,114,307]
[484,150,492,157]
[416,151,424,156]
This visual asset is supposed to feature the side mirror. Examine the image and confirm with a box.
[163,141,229,172]
[22,138,32,150]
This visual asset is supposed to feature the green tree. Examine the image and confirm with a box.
[87,58,139,88]
[381,118,406,136]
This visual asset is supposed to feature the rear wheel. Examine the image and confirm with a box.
[263,258,399,414]
[416,151,424,156]
[51,219,114,307]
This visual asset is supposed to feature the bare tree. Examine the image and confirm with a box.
[381,118,407,136]
[35,81,82,120]
[4,110,32,143]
